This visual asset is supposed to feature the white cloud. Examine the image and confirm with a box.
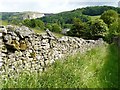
[0,0,119,13]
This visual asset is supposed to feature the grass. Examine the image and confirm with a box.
[0,44,119,88]
[90,15,101,21]
[33,28,64,38]
[0,20,8,26]
[0,20,63,38]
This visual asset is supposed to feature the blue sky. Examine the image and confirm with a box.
[0,0,119,13]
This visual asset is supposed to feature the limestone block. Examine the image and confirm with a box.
[4,34,12,42]
[0,33,2,37]
[15,51,22,57]
[0,26,7,34]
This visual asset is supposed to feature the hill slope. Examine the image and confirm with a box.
[39,6,120,26]
[0,11,51,21]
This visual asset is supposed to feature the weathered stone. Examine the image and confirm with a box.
[36,55,41,60]
[19,40,27,51]
[46,29,57,39]
[0,33,2,38]
[25,52,31,57]
[0,60,3,67]
[0,26,7,34]
[15,51,22,57]
[6,25,14,31]
[30,52,36,58]
[8,31,17,36]
[16,37,20,41]
[49,59,55,64]
[41,34,49,39]
[0,25,105,77]
[11,40,20,50]
[4,34,12,42]
[40,61,45,67]
[15,26,34,38]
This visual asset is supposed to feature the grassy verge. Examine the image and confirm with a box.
[33,28,64,38]
[0,20,8,26]
[0,44,119,88]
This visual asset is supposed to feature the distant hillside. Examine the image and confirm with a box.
[39,6,120,25]
[82,6,120,16]
[0,11,52,21]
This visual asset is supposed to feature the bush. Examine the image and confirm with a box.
[67,18,109,39]
[67,18,88,37]
[51,23,62,33]
[88,19,109,38]
[100,10,118,27]
[22,19,45,30]
[101,11,120,43]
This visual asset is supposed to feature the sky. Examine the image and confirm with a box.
[0,0,119,13]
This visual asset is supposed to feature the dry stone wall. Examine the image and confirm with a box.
[0,25,105,77]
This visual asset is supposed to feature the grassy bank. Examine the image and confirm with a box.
[0,44,119,88]
[33,28,64,38]
[0,20,8,26]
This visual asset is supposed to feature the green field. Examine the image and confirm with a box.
[33,28,64,38]
[90,15,101,21]
[0,20,8,26]
[0,44,119,88]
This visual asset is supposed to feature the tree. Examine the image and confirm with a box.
[109,21,119,35]
[22,19,31,27]
[100,10,118,27]
[23,19,45,30]
[89,19,109,38]
[30,19,36,28]
[100,11,120,43]
[105,16,120,42]
[45,23,52,31]
[67,18,87,37]
[35,19,45,30]
[82,6,119,16]
[22,19,36,28]
[51,23,62,33]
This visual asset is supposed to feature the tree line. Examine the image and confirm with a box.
[3,6,120,43]
[22,9,120,43]
[67,10,120,43]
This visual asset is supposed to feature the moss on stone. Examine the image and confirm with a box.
[11,40,20,50]
[19,40,28,51]
[30,52,36,58]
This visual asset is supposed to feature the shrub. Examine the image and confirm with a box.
[100,10,118,27]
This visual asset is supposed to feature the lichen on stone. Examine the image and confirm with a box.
[19,40,28,51]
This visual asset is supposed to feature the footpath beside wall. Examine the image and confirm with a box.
[0,25,105,77]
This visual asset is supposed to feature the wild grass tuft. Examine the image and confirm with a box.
[0,44,119,88]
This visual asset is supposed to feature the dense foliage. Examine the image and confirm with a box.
[1,6,120,22]
[1,6,120,42]
[100,10,120,42]
[82,6,120,16]
[39,6,120,28]
[22,19,45,30]
[100,10,119,26]
[88,19,109,37]
[40,12,90,28]
[67,9,120,41]
[67,18,88,37]
[50,23,62,33]
[67,18,109,39]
